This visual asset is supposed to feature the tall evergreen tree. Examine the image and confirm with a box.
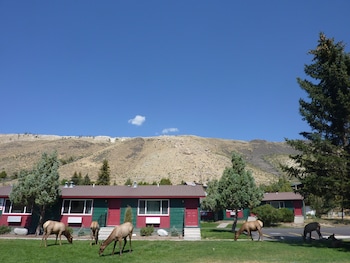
[10,151,61,235]
[96,159,111,185]
[284,33,350,215]
[82,174,92,185]
[71,171,83,185]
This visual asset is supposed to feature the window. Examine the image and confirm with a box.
[269,201,285,209]
[3,199,32,214]
[138,199,169,215]
[62,199,93,214]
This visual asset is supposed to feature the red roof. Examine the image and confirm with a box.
[0,185,206,199]
[263,192,303,201]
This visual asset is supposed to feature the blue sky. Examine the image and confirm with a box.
[1,1,350,142]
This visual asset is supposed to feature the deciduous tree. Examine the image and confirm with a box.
[201,179,220,216]
[260,177,293,193]
[203,152,263,231]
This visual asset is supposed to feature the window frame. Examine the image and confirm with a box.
[61,199,93,215]
[138,199,169,216]
[2,199,32,215]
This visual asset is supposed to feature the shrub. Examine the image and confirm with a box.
[279,208,294,222]
[78,229,85,236]
[252,204,281,226]
[170,226,180,237]
[67,227,73,234]
[0,225,11,235]
[140,226,154,236]
[124,205,133,223]
[0,171,7,180]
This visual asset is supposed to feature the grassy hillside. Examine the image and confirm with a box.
[0,134,298,186]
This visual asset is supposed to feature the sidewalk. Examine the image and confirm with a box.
[216,223,229,228]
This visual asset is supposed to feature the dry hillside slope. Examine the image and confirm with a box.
[0,134,298,186]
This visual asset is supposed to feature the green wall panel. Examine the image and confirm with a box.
[170,199,184,231]
[92,199,108,227]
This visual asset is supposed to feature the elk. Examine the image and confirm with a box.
[41,220,73,247]
[99,222,133,256]
[90,221,100,246]
[235,220,263,241]
[303,222,322,241]
[328,234,342,248]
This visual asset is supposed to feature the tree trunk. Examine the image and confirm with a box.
[231,209,238,232]
[35,205,45,236]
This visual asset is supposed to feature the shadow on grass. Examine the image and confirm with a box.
[100,249,132,257]
[267,235,350,252]
[42,242,73,247]
[210,228,234,233]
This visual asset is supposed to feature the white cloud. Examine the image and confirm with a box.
[128,115,146,126]
[162,128,179,134]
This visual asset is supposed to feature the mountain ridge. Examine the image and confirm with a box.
[0,134,298,186]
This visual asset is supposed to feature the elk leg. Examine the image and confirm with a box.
[247,230,253,241]
[112,240,117,255]
[58,232,62,246]
[43,230,51,247]
[119,238,123,256]
[41,231,47,247]
[257,229,263,241]
[129,234,132,253]
[90,230,93,246]
[45,230,51,247]
[122,237,127,252]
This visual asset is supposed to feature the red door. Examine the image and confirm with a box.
[185,199,199,227]
[107,199,121,226]
[293,200,303,216]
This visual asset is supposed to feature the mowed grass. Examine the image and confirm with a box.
[201,221,237,239]
[1,238,350,263]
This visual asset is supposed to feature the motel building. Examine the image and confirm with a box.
[0,183,206,240]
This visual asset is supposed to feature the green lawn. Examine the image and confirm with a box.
[201,221,237,239]
[1,221,349,263]
[0,238,349,263]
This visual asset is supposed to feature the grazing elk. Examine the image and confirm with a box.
[90,221,100,246]
[235,220,264,241]
[41,220,73,247]
[99,222,133,256]
[303,222,322,241]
